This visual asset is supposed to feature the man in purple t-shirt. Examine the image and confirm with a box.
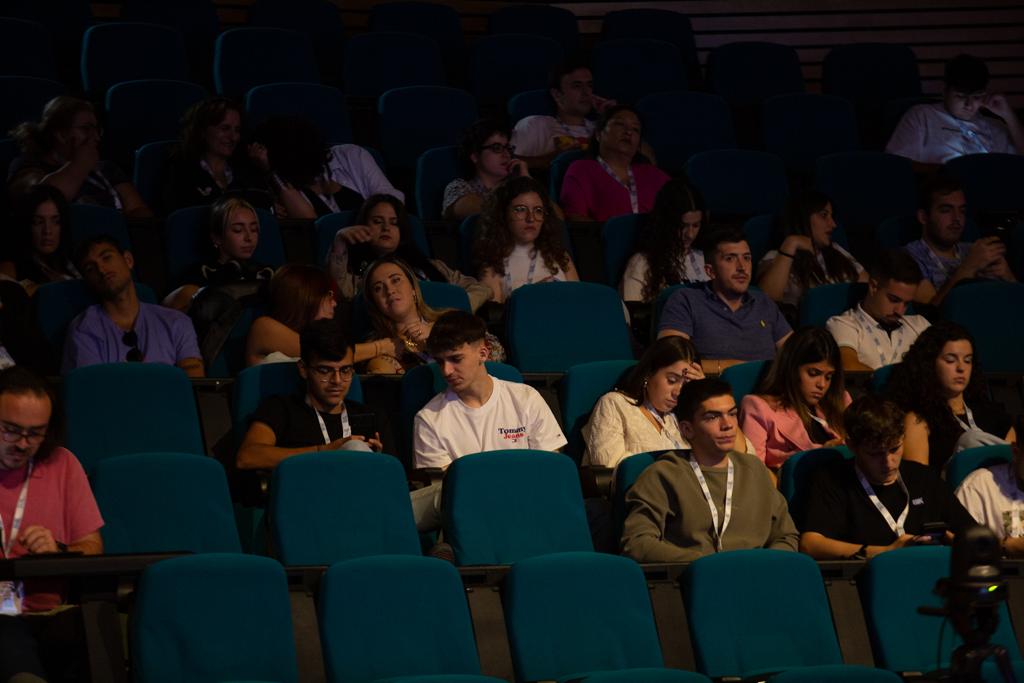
[62,234,204,376]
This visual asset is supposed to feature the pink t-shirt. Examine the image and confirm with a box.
[560,158,670,222]
[0,447,104,612]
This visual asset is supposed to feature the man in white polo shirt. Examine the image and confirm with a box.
[826,249,931,371]
[413,310,566,469]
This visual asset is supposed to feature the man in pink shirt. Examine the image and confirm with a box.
[0,366,103,682]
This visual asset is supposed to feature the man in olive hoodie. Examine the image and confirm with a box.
[622,378,798,562]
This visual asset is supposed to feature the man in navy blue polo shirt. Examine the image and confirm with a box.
[658,227,791,374]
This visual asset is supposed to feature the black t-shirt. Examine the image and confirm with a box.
[249,393,378,448]
[927,399,1012,472]
[181,259,274,288]
[163,155,271,212]
[802,459,975,546]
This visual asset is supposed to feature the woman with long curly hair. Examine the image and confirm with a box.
[0,185,79,295]
[474,176,578,304]
[888,321,1013,471]
[757,190,867,308]
[621,178,709,302]
[740,327,851,470]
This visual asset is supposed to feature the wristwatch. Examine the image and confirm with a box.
[56,541,69,553]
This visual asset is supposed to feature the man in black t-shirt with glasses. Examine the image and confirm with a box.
[800,394,974,560]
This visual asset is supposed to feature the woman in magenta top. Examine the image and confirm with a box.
[559,105,670,222]
[740,327,851,470]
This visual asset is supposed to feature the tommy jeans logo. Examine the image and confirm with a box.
[498,426,527,441]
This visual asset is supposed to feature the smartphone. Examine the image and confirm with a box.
[915,521,948,544]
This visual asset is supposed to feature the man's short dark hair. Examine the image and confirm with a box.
[675,378,733,423]
[869,249,923,286]
[73,233,125,270]
[917,172,964,213]
[0,366,60,463]
[845,394,906,453]
[944,54,989,93]
[425,310,486,356]
[701,227,749,263]
[547,56,591,92]
[299,319,350,364]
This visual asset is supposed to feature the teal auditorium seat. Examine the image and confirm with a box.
[868,362,896,394]
[442,450,593,565]
[132,554,298,683]
[506,88,555,125]
[63,363,204,472]
[246,82,352,144]
[314,203,431,264]
[0,17,57,79]
[709,41,805,107]
[799,281,868,327]
[269,451,420,565]
[946,153,1024,213]
[720,359,769,404]
[601,9,699,77]
[684,549,862,679]
[504,552,710,683]
[592,38,686,105]
[318,556,504,683]
[92,452,240,554]
[471,34,563,103]
[860,546,1024,677]
[349,279,470,342]
[549,148,586,200]
[610,451,663,541]
[104,79,206,165]
[247,0,345,84]
[343,32,445,98]
[415,145,460,221]
[685,149,789,217]
[778,446,853,529]
[635,92,735,174]
[489,4,580,55]
[940,281,1024,373]
[823,43,922,105]
[602,213,644,287]
[815,151,917,230]
[132,139,175,209]
[69,204,131,252]
[945,444,1013,492]
[742,213,776,267]
[80,22,188,96]
[560,360,636,463]
[0,76,65,134]
[378,86,478,172]
[507,282,633,372]
[762,93,860,174]
[213,27,319,96]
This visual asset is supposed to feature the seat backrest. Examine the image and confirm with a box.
[369,1,463,45]
[489,4,580,55]
[860,546,1021,672]
[132,554,298,683]
[762,93,860,172]
[798,281,868,328]
[874,214,920,250]
[720,360,770,405]
[63,363,204,472]
[69,204,131,253]
[269,451,421,565]
[318,555,483,683]
[777,446,853,529]
[442,450,593,565]
[471,33,563,102]
[343,31,444,98]
[635,91,736,174]
[560,360,636,463]
[0,76,65,134]
[602,213,644,287]
[946,444,1014,492]
[378,86,478,171]
[549,148,587,200]
[686,149,789,217]
[105,79,206,166]
[868,362,897,394]
[945,152,1024,213]
[0,17,56,79]
[683,549,843,678]
[610,450,661,543]
[213,27,319,96]
[80,22,188,96]
[709,41,805,106]
[815,151,917,229]
[741,213,777,268]
[507,281,633,372]
[92,452,241,554]
[592,38,686,105]
[822,43,921,104]
[504,551,665,681]
[601,8,698,69]
[940,281,1024,373]
[132,139,176,210]
[415,145,460,221]
[245,81,352,145]
[507,88,555,125]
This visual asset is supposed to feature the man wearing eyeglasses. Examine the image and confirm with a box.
[237,319,381,470]
[0,367,103,681]
[62,234,205,377]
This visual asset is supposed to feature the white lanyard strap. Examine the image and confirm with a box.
[308,396,351,445]
[597,156,639,214]
[855,306,905,367]
[688,455,734,551]
[643,403,686,449]
[923,242,962,284]
[503,250,538,297]
[0,461,33,558]
[956,121,989,154]
[856,465,909,536]
[683,250,702,281]
[953,403,979,432]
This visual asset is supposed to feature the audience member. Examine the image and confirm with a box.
[956,441,1024,556]
[164,197,274,312]
[888,322,1013,472]
[328,194,492,310]
[740,328,850,470]
[249,116,402,219]
[361,257,504,374]
[904,174,1015,304]
[63,235,204,377]
[887,54,1022,165]
[0,281,54,374]
[757,190,866,309]
[237,320,381,470]
[560,105,670,222]
[8,96,151,217]
[0,367,104,681]
[163,97,267,211]
[474,176,579,303]
[800,394,974,559]
[443,119,529,221]
[658,228,792,373]
[826,249,931,371]
[620,179,708,303]
[412,310,564,469]
[511,60,613,168]
[0,185,79,295]
[621,378,798,562]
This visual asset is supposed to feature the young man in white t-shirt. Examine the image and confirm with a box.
[413,310,566,469]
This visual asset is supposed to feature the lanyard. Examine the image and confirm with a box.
[308,396,351,445]
[855,306,905,367]
[0,461,33,558]
[503,249,538,297]
[643,403,685,449]
[956,121,990,154]
[84,170,123,210]
[597,156,639,214]
[953,403,979,432]
[922,242,964,284]
[199,158,234,187]
[856,465,909,536]
[688,455,734,551]
[683,250,702,281]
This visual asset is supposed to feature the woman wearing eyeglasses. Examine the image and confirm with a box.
[443,119,531,221]
[474,176,578,304]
